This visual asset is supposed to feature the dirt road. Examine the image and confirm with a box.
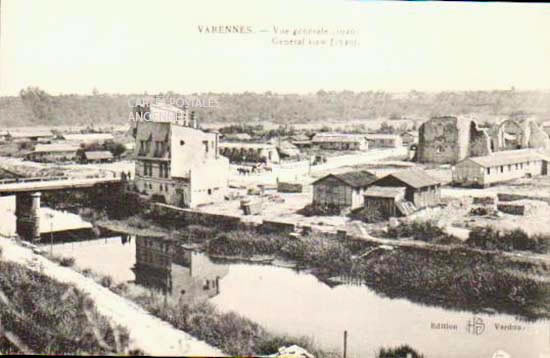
[0,237,224,357]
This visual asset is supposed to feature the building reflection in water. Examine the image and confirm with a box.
[132,235,228,302]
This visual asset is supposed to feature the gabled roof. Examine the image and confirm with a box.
[461,150,547,168]
[364,186,406,198]
[62,133,114,142]
[33,144,79,153]
[312,133,366,143]
[84,151,113,160]
[313,170,377,188]
[375,169,440,189]
[219,142,275,149]
[8,130,53,138]
[365,134,401,140]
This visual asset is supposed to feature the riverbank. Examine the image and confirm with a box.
[0,252,132,355]
[0,237,224,356]
[113,214,550,320]
[42,245,340,358]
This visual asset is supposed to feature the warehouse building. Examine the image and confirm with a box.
[452,150,549,187]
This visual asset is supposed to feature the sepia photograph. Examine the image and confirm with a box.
[0,0,550,357]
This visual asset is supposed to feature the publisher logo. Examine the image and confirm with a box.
[466,316,485,335]
[492,350,510,358]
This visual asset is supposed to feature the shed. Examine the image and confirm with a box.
[312,170,377,209]
[363,186,407,218]
[82,151,114,163]
[370,169,441,209]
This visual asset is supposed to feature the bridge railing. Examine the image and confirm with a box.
[0,173,123,185]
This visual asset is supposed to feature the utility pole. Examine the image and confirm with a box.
[343,330,348,358]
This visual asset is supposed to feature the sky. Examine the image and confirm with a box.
[1,0,550,95]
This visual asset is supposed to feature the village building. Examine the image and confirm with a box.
[311,133,368,151]
[366,169,441,213]
[452,149,549,187]
[218,142,280,164]
[290,134,312,148]
[24,143,79,162]
[61,133,115,145]
[7,130,54,143]
[268,138,301,159]
[80,150,114,163]
[365,133,403,148]
[221,133,252,142]
[134,104,229,208]
[312,170,377,209]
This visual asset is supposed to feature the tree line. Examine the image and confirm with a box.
[1,86,549,127]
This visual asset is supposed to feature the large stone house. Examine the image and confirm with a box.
[452,149,549,187]
[134,104,229,208]
[312,170,377,209]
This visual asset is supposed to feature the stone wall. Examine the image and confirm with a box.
[417,116,490,164]
[469,121,492,158]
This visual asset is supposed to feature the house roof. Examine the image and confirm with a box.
[461,150,547,168]
[8,130,53,138]
[364,186,406,198]
[376,169,441,189]
[62,133,114,142]
[312,133,366,143]
[33,144,79,153]
[219,142,276,149]
[84,151,113,160]
[365,134,401,140]
[313,170,377,188]
[223,133,252,140]
[135,121,171,143]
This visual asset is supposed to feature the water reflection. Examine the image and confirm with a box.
[132,236,228,302]
[47,236,550,358]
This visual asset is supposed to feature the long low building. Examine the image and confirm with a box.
[25,143,79,162]
[218,142,280,164]
[452,150,549,187]
[365,134,403,148]
[311,133,368,151]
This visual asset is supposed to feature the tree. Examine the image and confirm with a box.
[19,86,56,122]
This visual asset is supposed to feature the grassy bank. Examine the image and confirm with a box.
[174,223,550,320]
[352,245,550,319]
[68,263,340,357]
[0,257,132,354]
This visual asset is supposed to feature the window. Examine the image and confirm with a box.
[500,166,504,173]
[143,162,153,176]
[203,140,209,153]
[436,146,444,153]
[486,168,490,175]
[180,140,185,146]
[508,165,512,171]
[208,189,212,195]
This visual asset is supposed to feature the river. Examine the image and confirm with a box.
[47,236,550,358]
